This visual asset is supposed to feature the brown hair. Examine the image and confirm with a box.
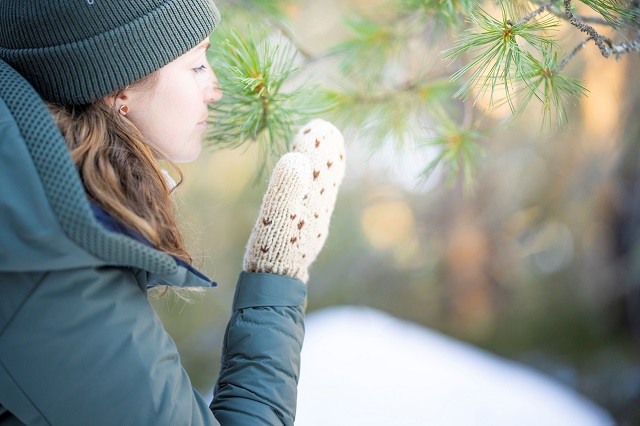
[46,76,192,264]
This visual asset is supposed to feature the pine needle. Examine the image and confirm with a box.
[418,109,483,191]
[205,28,331,180]
[443,4,559,110]
[516,46,588,129]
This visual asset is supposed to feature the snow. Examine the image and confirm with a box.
[296,306,614,426]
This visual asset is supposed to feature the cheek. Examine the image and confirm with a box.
[126,74,205,161]
[155,82,201,126]
[149,91,205,161]
[144,88,190,136]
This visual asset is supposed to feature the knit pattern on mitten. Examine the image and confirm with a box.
[291,119,346,280]
[243,153,312,279]
[243,119,346,283]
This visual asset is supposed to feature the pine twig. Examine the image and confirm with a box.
[524,0,639,63]
[564,0,612,57]
[555,36,593,72]
[221,0,319,61]
[344,80,424,104]
[513,1,554,27]
[610,37,640,58]
[531,0,610,25]
[271,22,315,60]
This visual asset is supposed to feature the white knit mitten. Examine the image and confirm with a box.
[243,119,346,283]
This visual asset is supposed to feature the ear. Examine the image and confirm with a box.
[103,92,128,110]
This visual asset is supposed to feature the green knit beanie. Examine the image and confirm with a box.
[0,0,220,105]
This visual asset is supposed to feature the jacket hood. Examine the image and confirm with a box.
[0,59,214,288]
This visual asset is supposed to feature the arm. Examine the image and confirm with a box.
[0,272,303,426]
[211,272,306,425]
[211,119,346,425]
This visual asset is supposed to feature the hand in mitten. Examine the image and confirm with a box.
[243,119,346,283]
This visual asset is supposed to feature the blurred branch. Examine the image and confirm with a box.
[418,109,483,192]
[609,36,640,58]
[513,1,554,27]
[340,79,432,104]
[555,36,593,72]
[531,0,611,25]
[274,23,315,60]
[270,22,342,66]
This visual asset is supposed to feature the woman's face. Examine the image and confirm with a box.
[120,39,222,162]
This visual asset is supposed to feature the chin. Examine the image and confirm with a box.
[173,144,202,163]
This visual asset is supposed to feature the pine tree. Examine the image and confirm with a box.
[206,0,639,186]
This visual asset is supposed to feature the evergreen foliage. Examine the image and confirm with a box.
[206,0,639,186]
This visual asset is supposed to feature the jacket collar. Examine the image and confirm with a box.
[90,202,216,288]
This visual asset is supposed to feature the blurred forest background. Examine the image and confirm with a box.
[151,0,640,423]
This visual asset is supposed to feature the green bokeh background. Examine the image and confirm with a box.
[151,0,640,423]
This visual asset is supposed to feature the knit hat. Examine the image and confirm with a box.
[0,0,220,105]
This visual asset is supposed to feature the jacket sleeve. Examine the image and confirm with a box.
[210,272,307,426]
[0,269,305,426]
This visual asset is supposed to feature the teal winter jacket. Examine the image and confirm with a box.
[0,59,306,425]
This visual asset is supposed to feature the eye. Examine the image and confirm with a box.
[193,65,207,74]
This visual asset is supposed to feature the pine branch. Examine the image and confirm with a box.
[564,0,612,57]
[330,16,413,80]
[338,79,435,104]
[522,0,638,66]
[513,1,554,27]
[530,0,611,25]
[221,0,324,61]
[418,108,484,191]
[206,29,331,180]
[325,78,452,150]
[444,4,559,109]
[515,46,588,130]
[399,0,477,27]
[268,19,316,60]
[555,36,593,71]
[610,36,640,58]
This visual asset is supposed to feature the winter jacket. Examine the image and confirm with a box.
[0,59,306,425]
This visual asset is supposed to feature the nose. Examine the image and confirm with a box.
[205,70,222,103]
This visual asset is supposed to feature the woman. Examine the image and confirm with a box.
[0,1,345,425]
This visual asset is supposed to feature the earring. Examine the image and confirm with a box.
[118,104,129,116]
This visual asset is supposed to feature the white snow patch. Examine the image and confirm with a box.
[296,306,614,426]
